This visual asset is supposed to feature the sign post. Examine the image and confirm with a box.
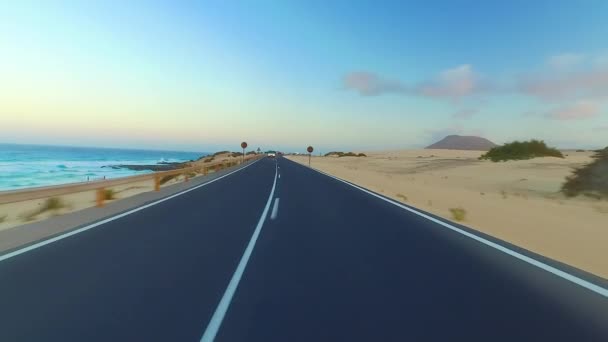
[307,146,314,167]
[241,142,248,163]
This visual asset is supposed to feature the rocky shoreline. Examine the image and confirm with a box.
[102,161,191,172]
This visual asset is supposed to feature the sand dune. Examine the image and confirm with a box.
[287,149,608,278]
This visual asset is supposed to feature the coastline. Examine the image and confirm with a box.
[0,143,207,191]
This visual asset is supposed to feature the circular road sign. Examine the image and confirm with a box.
[307,146,314,153]
[241,142,248,149]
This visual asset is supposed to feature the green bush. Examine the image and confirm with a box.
[104,189,116,200]
[0,214,6,223]
[562,147,608,199]
[449,207,467,222]
[324,151,366,157]
[480,140,564,162]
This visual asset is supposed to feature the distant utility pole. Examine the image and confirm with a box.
[241,141,248,163]
[307,146,314,167]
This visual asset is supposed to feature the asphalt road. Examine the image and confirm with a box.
[0,157,607,341]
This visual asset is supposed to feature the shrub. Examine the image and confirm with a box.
[44,197,65,211]
[246,151,256,155]
[212,151,230,157]
[576,149,586,152]
[21,197,66,221]
[562,147,608,199]
[203,157,215,163]
[449,207,467,222]
[396,193,408,202]
[325,151,366,157]
[231,152,243,157]
[0,215,6,223]
[104,189,116,200]
[480,140,563,162]
[160,174,179,185]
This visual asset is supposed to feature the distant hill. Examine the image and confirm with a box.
[426,135,497,151]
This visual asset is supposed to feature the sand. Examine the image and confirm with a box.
[287,150,608,279]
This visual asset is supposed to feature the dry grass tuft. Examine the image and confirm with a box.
[449,207,467,222]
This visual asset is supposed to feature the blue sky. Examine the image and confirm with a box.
[1,1,607,152]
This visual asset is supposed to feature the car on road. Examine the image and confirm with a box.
[267,152,276,158]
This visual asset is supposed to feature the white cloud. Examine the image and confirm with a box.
[416,64,478,100]
[343,72,405,96]
[545,100,600,120]
[343,64,484,101]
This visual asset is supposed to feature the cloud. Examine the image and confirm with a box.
[519,69,608,100]
[342,72,406,96]
[548,53,586,69]
[545,100,600,120]
[343,64,485,101]
[519,52,608,101]
[416,65,480,100]
[452,108,478,119]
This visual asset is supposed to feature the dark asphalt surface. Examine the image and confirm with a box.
[0,157,607,341]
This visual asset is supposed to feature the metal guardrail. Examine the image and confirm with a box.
[0,155,262,206]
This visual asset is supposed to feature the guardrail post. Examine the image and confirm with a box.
[96,188,105,207]
[154,175,160,191]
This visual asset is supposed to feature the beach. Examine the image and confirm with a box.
[287,150,608,278]
[0,143,205,191]
[0,150,255,231]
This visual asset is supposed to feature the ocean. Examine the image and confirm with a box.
[0,144,207,191]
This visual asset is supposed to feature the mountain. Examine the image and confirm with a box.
[426,135,497,151]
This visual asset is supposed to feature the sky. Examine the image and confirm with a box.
[1,1,607,153]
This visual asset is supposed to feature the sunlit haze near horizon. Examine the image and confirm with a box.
[1,1,607,153]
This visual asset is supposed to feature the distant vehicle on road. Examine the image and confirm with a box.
[267,152,276,158]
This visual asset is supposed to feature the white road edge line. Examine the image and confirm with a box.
[296,161,608,298]
[200,162,278,342]
[0,158,264,263]
[270,198,280,220]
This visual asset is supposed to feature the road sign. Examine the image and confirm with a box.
[241,142,248,163]
[307,146,314,166]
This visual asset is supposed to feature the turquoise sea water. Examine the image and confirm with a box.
[0,144,206,191]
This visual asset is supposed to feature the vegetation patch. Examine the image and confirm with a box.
[480,140,564,162]
[0,214,6,223]
[203,157,215,163]
[449,207,467,222]
[104,189,116,200]
[160,174,179,185]
[324,151,366,157]
[21,197,66,221]
[231,152,243,157]
[396,193,408,202]
[562,147,608,199]
[212,151,230,157]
